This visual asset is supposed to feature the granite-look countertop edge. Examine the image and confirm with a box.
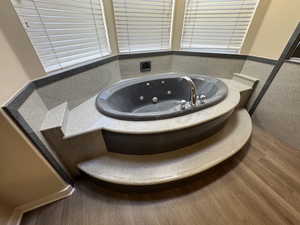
[77,109,252,186]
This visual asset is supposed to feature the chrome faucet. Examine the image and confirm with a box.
[182,76,197,107]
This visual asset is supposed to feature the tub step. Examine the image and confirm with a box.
[228,74,259,108]
[40,102,69,134]
[233,73,259,88]
[78,109,252,186]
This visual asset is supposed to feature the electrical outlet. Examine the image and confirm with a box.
[140,61,151,72]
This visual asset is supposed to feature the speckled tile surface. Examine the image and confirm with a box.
[253,62,300,150]
[119,55,173,78]
[78,109,252,185]
[171,55,245,79]
[37,61,121,110]
[41,102,68,131]
[240,60,274,109]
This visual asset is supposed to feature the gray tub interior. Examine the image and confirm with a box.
[96,74,228,120]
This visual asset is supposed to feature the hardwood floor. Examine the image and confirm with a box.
[21,125,300,225]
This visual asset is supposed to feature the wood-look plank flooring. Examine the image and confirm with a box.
[21,125,300,225]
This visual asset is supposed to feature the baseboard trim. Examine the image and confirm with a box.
[7,185,75,225]
[7,209,22,225]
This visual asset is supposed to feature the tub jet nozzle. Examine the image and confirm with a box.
[152,97,158,103]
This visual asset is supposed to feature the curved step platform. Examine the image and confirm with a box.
[78,109,252,186]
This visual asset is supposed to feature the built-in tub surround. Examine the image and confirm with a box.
[118,52,247,80]
[38,77,249,175]
[17,90,67,165]
[64,78,240,138]
[102,111,232,155]
[96,74,228,121]
[37,60,121,110]
[171,54,246,79]
[119,54,173,79]
[96,74,229,154]
[3,51,259,182]
[241,59,275,110]
[78,109,252,186]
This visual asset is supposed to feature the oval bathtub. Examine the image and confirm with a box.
[95,74,232,155]
[96,74,228,121]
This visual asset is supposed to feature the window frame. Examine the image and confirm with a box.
[11,0,112,73]
[112,0,176,54]
[180,0,261,54]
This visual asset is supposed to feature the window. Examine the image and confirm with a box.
[112,0,174,53]
[181,0,260,54]
[11,0,111,72]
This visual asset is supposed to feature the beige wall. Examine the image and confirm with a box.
[0,202,13,225]
[0,0,45,104]
[0,0,68,221]
[242,0,300,59]
[0,111,67,207]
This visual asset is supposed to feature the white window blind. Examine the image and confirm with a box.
[11,0,111,72]
[113,0,174,53]
[181,0,259,54]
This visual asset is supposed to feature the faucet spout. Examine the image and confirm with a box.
[182,76,197,107]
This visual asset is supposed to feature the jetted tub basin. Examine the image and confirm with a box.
[96,74,228,121]
[95,74,231,155]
